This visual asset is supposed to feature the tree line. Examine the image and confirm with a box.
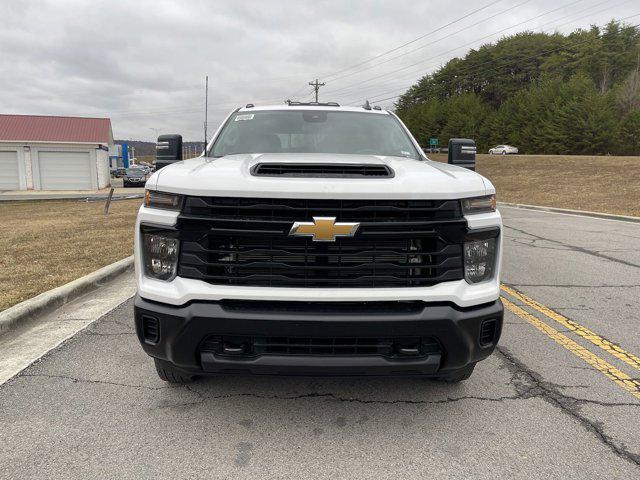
[395,22,640,155]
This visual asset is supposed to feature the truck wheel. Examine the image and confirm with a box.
[436,363,476,383]
[154,358,198,383]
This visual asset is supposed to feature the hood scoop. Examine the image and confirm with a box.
[251,163,394,178]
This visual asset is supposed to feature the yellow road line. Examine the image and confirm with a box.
[501,284,640,372]
[501,297,640,400]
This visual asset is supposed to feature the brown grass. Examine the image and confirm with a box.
[0,198,141,311]
[429,154,640,217]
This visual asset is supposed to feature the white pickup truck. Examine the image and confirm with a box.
[134,102,503,383]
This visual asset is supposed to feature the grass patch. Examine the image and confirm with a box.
[0,198,141,311]
[429,154,640,217]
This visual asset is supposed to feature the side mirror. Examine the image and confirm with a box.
[447,138,476,170]
[155,134,183,170]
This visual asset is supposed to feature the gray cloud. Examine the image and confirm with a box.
[0,0,635,141]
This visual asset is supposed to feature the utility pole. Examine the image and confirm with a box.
[204,75,209,152]
[308,78,325,102]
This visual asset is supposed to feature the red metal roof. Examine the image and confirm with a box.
[0,114,113,144]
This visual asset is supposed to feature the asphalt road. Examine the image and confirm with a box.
[1,206,639,479]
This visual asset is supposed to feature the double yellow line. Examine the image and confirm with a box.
[500,285,640,400]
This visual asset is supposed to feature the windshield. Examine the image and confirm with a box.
[210,110,419,159]
[126,168,143,175]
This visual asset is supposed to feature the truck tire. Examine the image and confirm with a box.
[436,363,476,383]
[154,358,198,383]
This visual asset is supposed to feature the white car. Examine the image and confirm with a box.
[488,145,518,155]
[134,102,503,384]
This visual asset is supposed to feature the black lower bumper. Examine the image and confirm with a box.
[134,296,503,376]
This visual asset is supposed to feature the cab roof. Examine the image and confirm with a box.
[237,104,390,114]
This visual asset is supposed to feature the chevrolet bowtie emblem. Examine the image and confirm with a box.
[289,217,360,242]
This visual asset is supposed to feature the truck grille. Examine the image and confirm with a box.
[177,196,466,288]
[200,335,442,358]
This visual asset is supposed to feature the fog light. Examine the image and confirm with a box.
[464,237,496,283]
[143,232,179,281]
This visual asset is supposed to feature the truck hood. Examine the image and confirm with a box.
[151,153,490,199]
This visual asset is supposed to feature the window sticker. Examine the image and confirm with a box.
[235,114,254,121]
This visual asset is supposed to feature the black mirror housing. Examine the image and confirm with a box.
[156,134,183,170]
[447,138,476,170]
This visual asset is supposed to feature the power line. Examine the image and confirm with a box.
[321,0,588,99]
[289,82,313,99]
[319,0,504,81]
[324,0,535,85]
[322,0,611,104]
[542,0,632,31]
[354,18,640,107]
[355,16,640,106]
[337,1,630,105]
[535,0,619,31]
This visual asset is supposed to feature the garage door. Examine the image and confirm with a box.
[38,151,93,190]
[0,150,21,190]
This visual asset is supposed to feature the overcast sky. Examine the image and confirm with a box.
[0,0,637,141]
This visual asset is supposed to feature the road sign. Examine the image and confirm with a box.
[429,138,438,146]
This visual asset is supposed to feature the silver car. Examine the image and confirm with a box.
[488,144,518,155]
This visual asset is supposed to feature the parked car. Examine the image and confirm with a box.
[123,167,147,188]
[113,167,127,178]
[134,102,503,384]
[133,164,152,175]
[488,145,518,155]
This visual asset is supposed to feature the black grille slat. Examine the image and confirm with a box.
[200,335,441,358]
[253,337,394,355]
[177,196,465,288]
[252,163,393,178]
[182,197,461,221]
[179,270,462,283]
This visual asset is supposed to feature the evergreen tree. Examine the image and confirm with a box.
[396,21,640,155]
[617,110,640,155]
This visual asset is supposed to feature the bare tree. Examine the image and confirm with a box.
[599,63,611,94]
[617,67,640,114]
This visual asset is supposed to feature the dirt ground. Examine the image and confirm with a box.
[428,154,640,217]
[0,198,141,311]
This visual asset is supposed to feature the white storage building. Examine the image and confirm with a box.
[0,114,114,191]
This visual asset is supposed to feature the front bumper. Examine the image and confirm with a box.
[134,295,503,376]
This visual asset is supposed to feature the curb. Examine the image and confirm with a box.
[498,202,640,224]
[0,256,134,336]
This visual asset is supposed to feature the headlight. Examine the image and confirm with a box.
[144,190,182,210]
[462,195,496,215]
[464,237,497,284]
[142,230,179,281]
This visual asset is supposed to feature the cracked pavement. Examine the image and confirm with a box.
[1,206,639,479]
